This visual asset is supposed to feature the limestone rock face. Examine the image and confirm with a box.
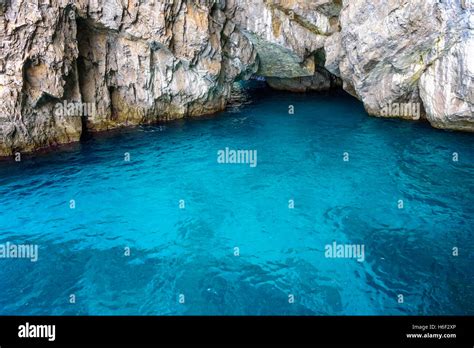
[233,0,341,89]
[0,1,82,155]
[0,0,473,156]
[419,19,474,131]
[266,67,340,92]
[0,0,257,155]
[327,0,474,130]
[74,0,258,131]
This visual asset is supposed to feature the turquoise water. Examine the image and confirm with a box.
[0,82,473,315]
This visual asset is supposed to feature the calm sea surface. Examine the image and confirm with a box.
[0,83,473,315]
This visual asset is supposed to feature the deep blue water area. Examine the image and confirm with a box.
[0,82,473,315]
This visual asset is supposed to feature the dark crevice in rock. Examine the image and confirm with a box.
[108,86,118,123]
[0,0,5,16]
[76,18,94,141]
[314,48,327,67]
[76,55,91,141]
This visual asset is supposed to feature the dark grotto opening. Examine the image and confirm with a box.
[75,16,96,142]
[76,54,91,142]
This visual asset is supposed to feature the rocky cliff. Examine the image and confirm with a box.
[329,0,473,130]
[0,0,472,156]
[0,0,258,155]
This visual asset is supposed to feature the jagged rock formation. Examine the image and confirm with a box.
[326,0,474,130]
[419,25,474,131]
[236,0,473,129]
[0,0,472,156]
[0,0,257,155]
[233,0,342,91]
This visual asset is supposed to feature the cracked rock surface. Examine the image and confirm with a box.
[327,0,473,129]
[0,0,257,155]
[0,0,472,155]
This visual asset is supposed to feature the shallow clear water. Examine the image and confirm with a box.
[0,82,473,315]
